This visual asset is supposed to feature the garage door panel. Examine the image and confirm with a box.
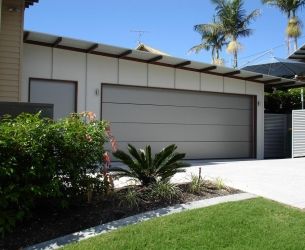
[103,85,252,110]
[103,103,252,126]
[111,141,252,159]
[110,123,251,142]
[102,84,254,159]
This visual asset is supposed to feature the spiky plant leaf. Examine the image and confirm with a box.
[112,144,188,186]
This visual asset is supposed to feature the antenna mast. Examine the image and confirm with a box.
[130,30,149,45]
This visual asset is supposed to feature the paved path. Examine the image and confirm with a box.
[171,158,305,209]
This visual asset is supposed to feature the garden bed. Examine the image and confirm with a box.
[0,180,239,250]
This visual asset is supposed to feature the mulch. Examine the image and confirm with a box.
[0,182,240,250]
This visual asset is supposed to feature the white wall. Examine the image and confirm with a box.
[22,44,265,159]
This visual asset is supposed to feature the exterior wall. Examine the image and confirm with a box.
[22,44,265,159]
[0,0,24,101]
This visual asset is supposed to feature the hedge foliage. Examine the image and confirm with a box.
[0,112,109,235]
[265,88,304,113]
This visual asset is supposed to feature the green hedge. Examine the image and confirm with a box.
[0,112,109,235]
[265,88,303,113]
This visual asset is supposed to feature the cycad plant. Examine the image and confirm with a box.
[112,144,189,186]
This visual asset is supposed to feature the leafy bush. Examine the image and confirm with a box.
[148,181,181,202]
[0,113,60,235]
[0,112,110,235]
[53,113,109,197]
[112,144,189,186]
[265,88,303,113]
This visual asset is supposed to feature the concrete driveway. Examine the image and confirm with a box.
[173,158,305,209]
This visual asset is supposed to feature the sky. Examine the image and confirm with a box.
[24,0,305,69]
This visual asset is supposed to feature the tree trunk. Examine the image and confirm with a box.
[287,14,290,55]
[292,11,298,52]
[233,50,238,68]
[212,47,216,64]
[216,49,219,60]
[294,36,298,52]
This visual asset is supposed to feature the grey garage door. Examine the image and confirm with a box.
[101,84,255,159]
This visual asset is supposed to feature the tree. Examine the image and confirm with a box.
[211,0,260,68]
[189,21,227,65]
[262,0,305,53]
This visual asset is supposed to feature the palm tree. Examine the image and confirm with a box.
[262,0,305,53]
[189,21,227,65]
[212,0,260,68]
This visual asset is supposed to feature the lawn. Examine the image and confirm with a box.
[63,198,305,250]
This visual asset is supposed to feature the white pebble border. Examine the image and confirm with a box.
[25,193,257,250]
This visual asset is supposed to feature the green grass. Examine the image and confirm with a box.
[64,198,305,250]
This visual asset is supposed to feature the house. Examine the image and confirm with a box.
[0,0,38,102]
[2,0,302,160]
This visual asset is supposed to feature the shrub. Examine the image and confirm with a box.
[188,175,205,194]
[148,181,181,202]
[214,177,226,190]
[112,144,189,186]
[0,112,110,235]
[119,188,141,210]
[52,113,109,198]
[0,113,59,235]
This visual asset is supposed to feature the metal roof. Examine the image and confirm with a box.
[23,30,305,91]
[242,57,305,79]
[288,44,305,62]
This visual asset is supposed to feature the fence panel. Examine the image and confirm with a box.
[292,110,305,158]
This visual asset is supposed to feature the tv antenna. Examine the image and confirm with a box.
[130,30,149,45]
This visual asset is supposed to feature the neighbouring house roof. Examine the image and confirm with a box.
[288,44,305,62]
[23,30,305,91]
[135,43,170,56]
[25,0,39,8]
[242,57,305,79]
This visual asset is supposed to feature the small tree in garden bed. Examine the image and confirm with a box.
[0,112,114,236]
[112,144,190,186]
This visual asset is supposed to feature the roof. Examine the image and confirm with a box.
[135,43,170,56]
[25,0,39,8]
[23,30,305,91]
[242,57,305,79]
[288,44,305,62]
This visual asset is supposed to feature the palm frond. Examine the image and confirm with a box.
[188,44,210,54]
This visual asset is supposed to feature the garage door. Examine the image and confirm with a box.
[101,84,255,159]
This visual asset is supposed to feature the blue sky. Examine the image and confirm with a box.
[25,0,305,68]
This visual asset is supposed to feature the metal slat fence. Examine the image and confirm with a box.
[292,110,305,158]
